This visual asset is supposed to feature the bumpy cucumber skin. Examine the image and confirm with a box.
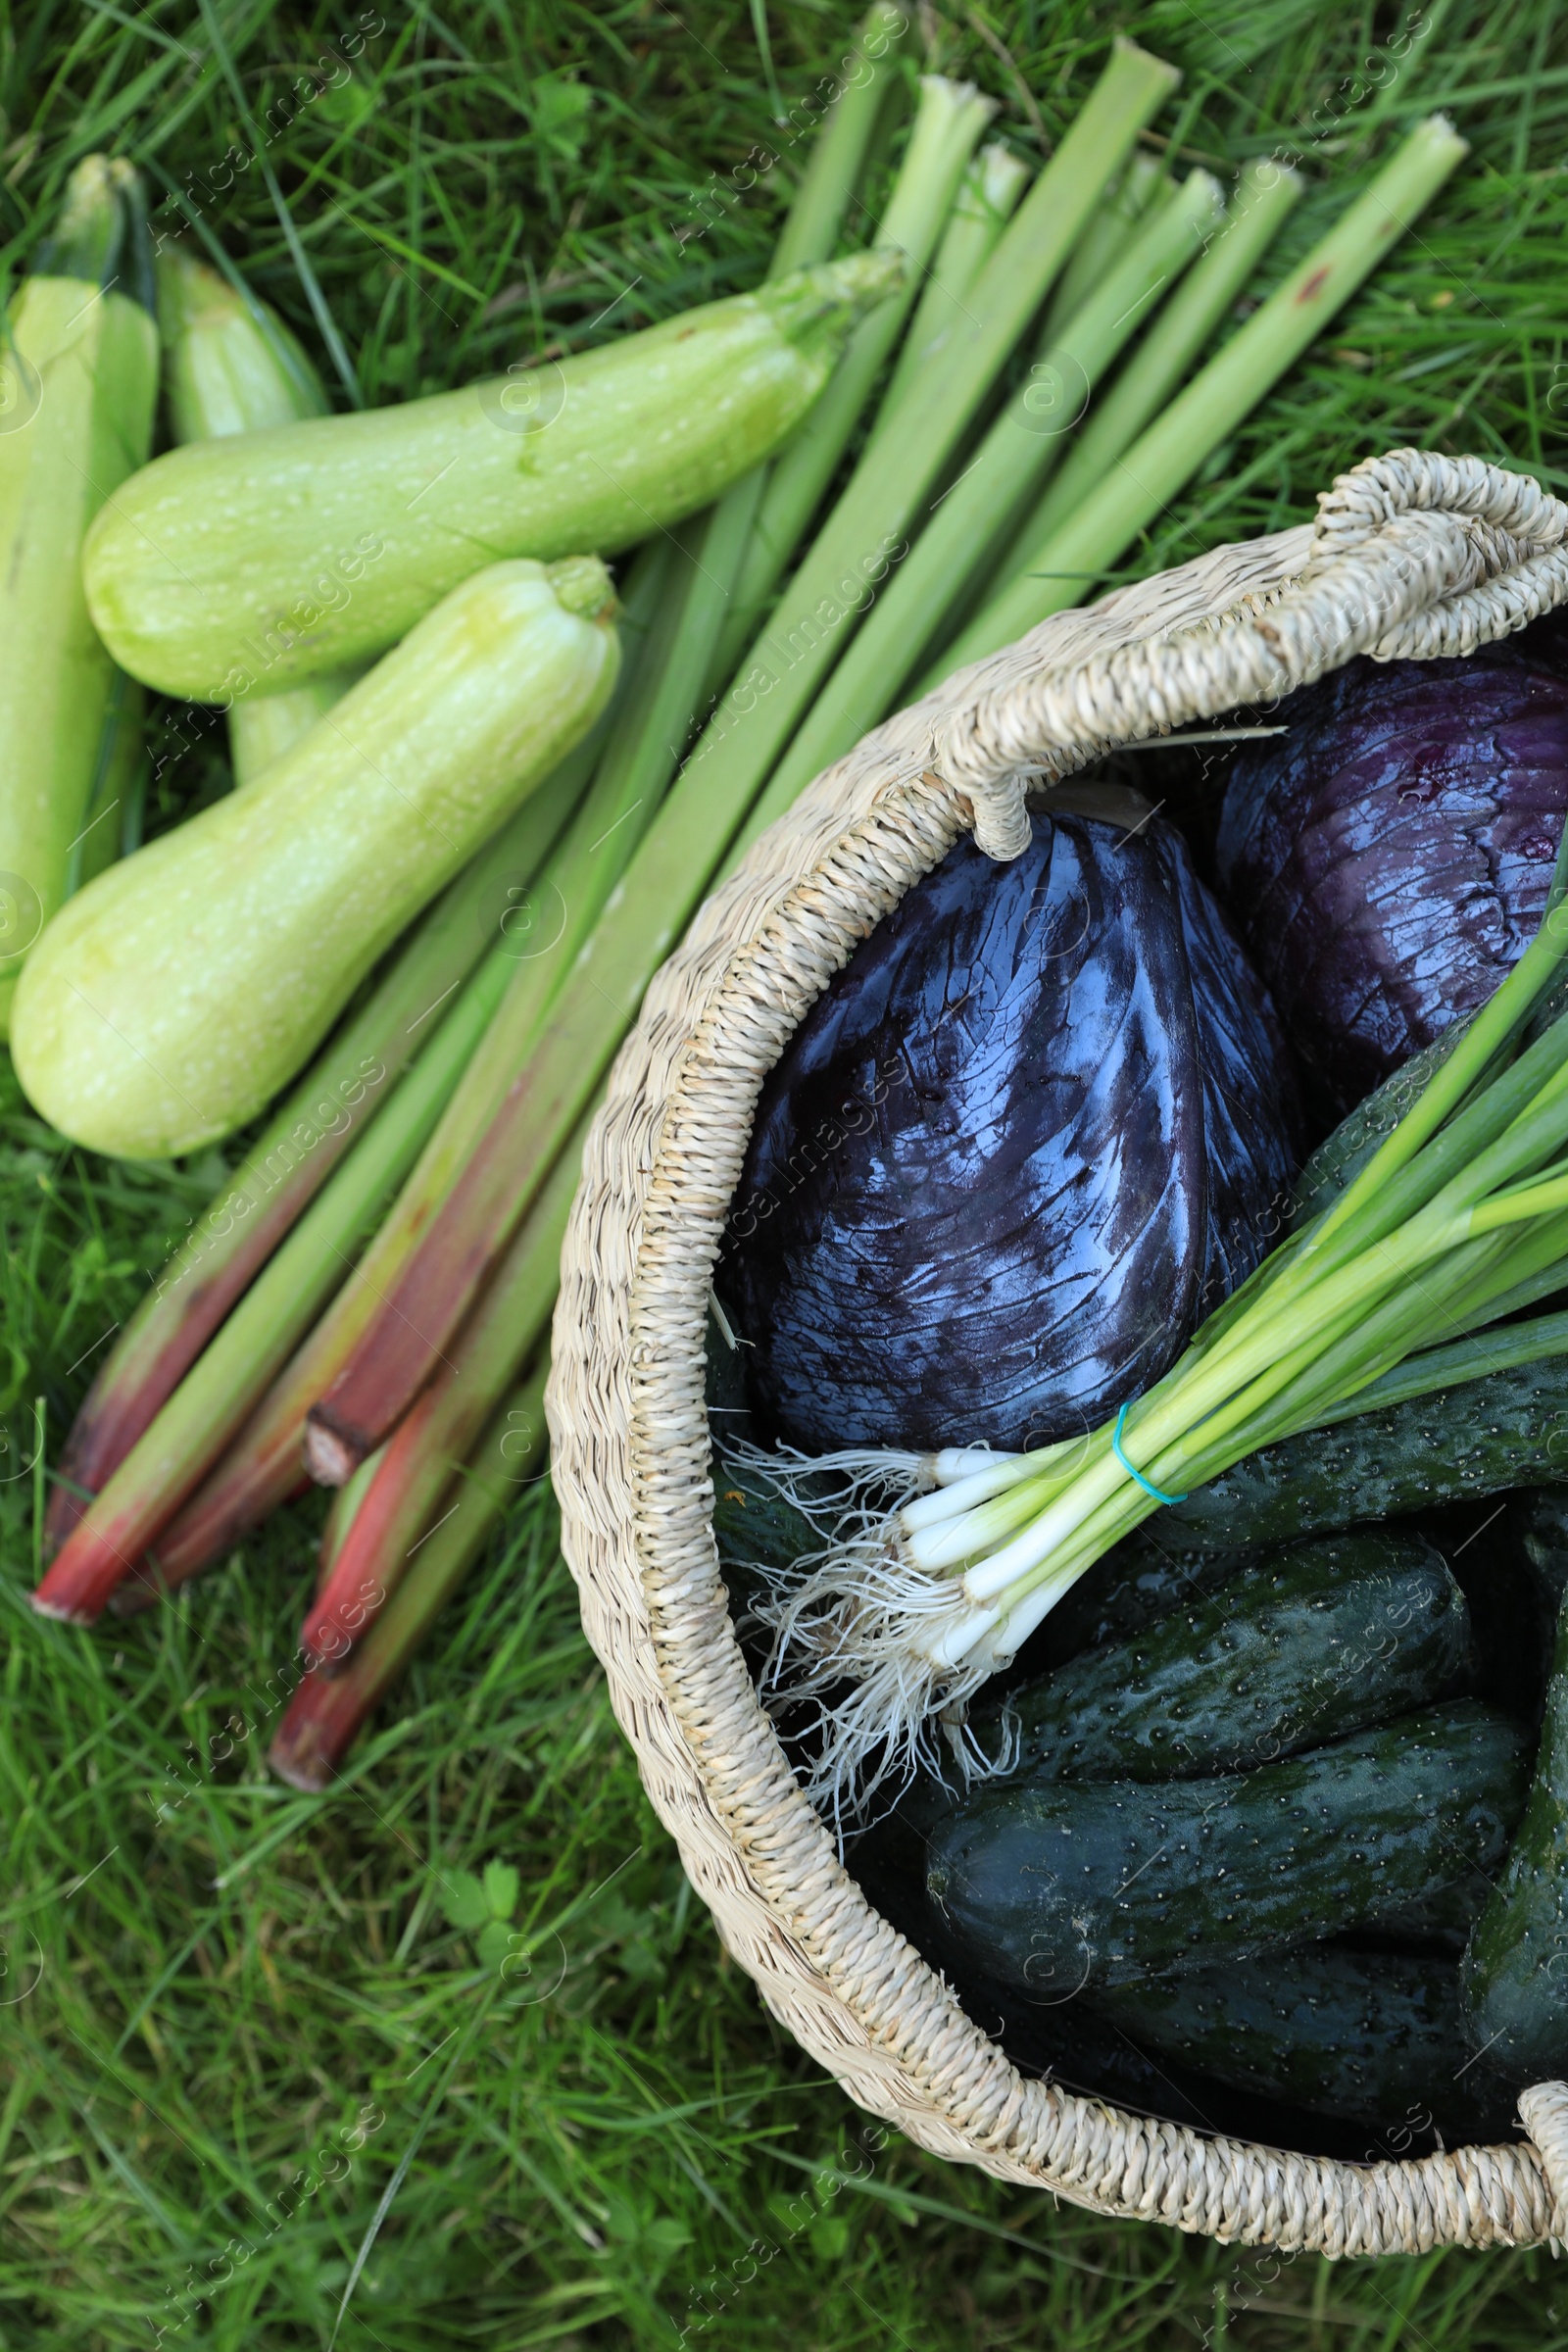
[973,1532,1468,1782]
[1008,1523,1249,1674]
[1169,1359,1568,1547]
[1094,1945,1515,2141]
[1363,1871,1495,1956]
[1462,1597,1568,2073]
[925,1705,1529,1994]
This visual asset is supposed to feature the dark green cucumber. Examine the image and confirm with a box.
[1355,1871,1496,1958]
[1511,1488,1568,1613]
[711,1463,817,1608]
[1462,1592,1568,2074]
[1169,1358,1568,1548]
[1094,1946,1516,2142]
[1013,1521,1252,1674]
[925,1704,1529,1994]
[972,1532,1468,1783]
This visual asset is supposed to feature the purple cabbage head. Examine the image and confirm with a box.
[1215,612,1568,1118]
[717,805,1300,1456]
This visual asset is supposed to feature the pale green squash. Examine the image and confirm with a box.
[13,556,617,1159]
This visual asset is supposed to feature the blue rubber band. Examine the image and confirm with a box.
[1112,1402,1189,1505]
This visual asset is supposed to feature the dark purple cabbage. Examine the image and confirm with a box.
[718,808,1300,1456]
[1215,613,1568,1118]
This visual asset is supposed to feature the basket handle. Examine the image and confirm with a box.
[1520,2081,1568,2242]
[939,448,1568,861]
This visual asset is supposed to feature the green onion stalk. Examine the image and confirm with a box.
[301,36,1182,1481]
[747,876,1568,1823]
[269,1355,551,1791]
[158,247,363,782]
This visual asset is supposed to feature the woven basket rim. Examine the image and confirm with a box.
[550,451,1568,2256]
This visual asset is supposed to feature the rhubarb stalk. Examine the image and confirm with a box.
[43,739,588,1556]
[873,141,1031,425]
[712,74,995,679]
[940,119,1467,672]
[31,929,530,1624]
[302,1120,587,1664]
[269,1357,551,1791]
[731,170,1225,853]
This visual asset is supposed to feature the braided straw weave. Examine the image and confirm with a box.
[550,452,1568,2253]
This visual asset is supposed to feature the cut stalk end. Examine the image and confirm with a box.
[304,1409,371,1489]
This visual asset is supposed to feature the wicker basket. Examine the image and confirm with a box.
[549,450,1568,2254]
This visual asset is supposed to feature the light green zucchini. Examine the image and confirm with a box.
[83,251,901,701]
[157,247,363,784]
[0,157,159,1032]
[12,556,618,1159]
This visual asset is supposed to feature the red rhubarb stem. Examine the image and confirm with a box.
[31,936,522,1624]
[302,1116,585,1664]
[269,1356,551,1789]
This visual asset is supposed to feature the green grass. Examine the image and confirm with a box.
[5,1,1568,2343]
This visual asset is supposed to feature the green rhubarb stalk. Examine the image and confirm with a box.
[293,83,981,1367]
[42,755,583,1559]
[941,119,1466,671]
[158,247,362,784]
[30,927,531,1626]
[769,4,913,278]
[316,1443,386,1597]
[0,156,160,1032]
[66,669,146,897]
[1039,147,1168,346]
[733,170,1225,849]
[874,141,1031,424]
[292,43,1183,1477]
[1001,158,1303,576]
[269,1357,551,1792]
[674,39,1176,849]
[713,74,994,680]
[208,15,904,1492]
[695,0,912,704]
[92,543,676,1590]
[301,1125,586,1664]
